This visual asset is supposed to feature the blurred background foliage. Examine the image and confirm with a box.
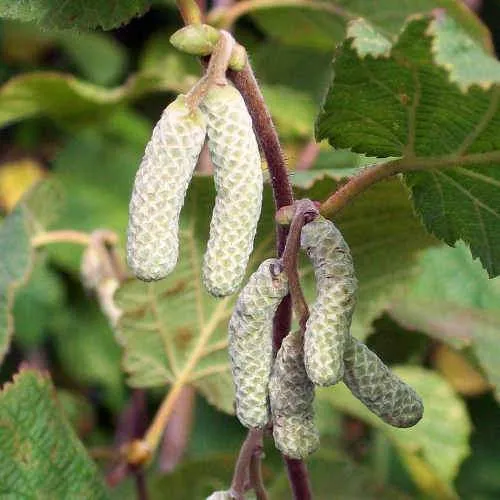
[0,0,500,498]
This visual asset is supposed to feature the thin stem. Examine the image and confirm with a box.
[208,0,353,29]
[228,62,294,218]
[249,446,269,500]
[186,30,235,110]
[284,458,313,500]
[281,200,318,334]
[31,229,93,248]
[230,429,264,499]
[320,150,500,217]
[176,0,203,24]
[133,468,149,500]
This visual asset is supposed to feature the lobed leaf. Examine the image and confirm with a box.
[317,16,500,276]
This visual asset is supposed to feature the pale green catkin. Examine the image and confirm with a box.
[127,95,206,281]
[269,331,320,459]
[300,216,358,386]
[228,259,289,429]
[200,84,263,297]
[343,337,424,427]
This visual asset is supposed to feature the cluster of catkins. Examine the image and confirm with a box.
[127,82,262,297]
[229,216,424,460]
[126,71,423,464]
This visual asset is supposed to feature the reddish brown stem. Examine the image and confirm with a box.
[249,446,268,500]
[230,429,264,499]
[284,458,313,500]
[320,161,401,216]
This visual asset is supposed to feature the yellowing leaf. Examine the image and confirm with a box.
[433,344,490,396]
[0,159,45,211]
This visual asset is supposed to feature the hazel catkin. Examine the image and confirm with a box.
[343,336,424,427]
[300,216,358,386]
[228,259,288,429]
[200,84,263,297]
[127,95,206,281]
[269,331,319,459]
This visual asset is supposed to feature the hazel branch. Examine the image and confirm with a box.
[249,444,269,500]
[230,429,265,499]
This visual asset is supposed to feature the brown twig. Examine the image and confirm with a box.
[230,429,264,499]
[249,445,269,500]
[280,200,319,333]
[133,468,149,500]
[284,458,313,500]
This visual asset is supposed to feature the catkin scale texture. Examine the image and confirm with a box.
[200,85,263,297]
[228,259,288,429]
[343,337,424,427]
[300,216,358,386]
[127,95,206,281]
[269,332,320,459]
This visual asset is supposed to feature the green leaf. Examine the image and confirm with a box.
[0,369,108,499]
[316,367,471,498]
[316,16,500,277]
[0,0,152,30]
[52,295,125,411]
[297,177,437,339]
[456,395,500,500]
[388,243,500,400]
[250,0,491,51]
[57,31,128,86]
[0,180,62,364]
[13,256,66,347]
[0,47,199,128]
[269,450,410,499]
[0,206,32,364]
[48,114,150,272]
